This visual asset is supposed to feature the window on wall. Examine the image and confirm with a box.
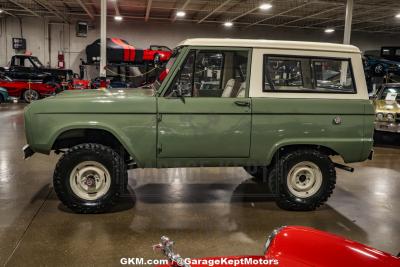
[263,55,356,93]
[165,50,249,98]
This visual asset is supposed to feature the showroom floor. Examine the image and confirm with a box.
[0,103,399,266]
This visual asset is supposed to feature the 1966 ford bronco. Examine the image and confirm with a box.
[23,38,375,213]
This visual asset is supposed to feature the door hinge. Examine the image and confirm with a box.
[157,144,162,154]
[157,113,162,122]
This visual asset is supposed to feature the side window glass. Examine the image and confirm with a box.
[165,52,195,97]
[194,50,249,98]
[264,57,304,91]
[263,55,356,93]
[193,52,224,97]
[312,59,355,92]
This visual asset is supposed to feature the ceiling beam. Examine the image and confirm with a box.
[197,0,232,24]
[279,5,343,27]
[244,2,309,28]
[145,0,152,22]
[76,0,94,20]
[114,0,120,16]
[33,0,69,23]
[8,0,40,17]
[172,0,190,22]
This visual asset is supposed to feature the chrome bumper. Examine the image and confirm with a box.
[374,122,400,133]
[22,145,35,159]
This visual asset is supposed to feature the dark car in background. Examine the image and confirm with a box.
[0,87,11,104]
[381,46,400,62]
[0,55,73,84]
[363,54,400,76]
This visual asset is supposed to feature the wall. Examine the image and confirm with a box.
[1,17,400,76]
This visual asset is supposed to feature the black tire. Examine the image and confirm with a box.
[0,95,3,104]
[243,166,269,183]
[22,89,39,103]
[269,149,336,211]
[53,143,127,213]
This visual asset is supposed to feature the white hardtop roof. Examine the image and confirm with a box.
[179,38,360,54]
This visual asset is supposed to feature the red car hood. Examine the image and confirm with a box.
[265,226,400,267]
[155,226,400,267]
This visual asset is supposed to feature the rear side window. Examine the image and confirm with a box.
[263,55,356,93]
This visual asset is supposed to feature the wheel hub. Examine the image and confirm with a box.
[69,161,111,201]
[287,161,323,198]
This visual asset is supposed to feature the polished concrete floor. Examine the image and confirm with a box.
[0,103,399,266]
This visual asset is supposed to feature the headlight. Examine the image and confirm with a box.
[387,113,395,121]
[376,113,384,121]
[264,226,286,254]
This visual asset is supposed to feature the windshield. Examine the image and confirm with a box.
[154,46,183,93]
[30,57,44,68]
[379,86,400,100]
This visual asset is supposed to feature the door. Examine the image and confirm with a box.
[157,48,252,161]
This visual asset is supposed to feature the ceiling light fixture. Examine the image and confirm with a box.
[114,15,123,21]
[0,9,4,13]
[259,3,272,10]
[176,11,186,17]
[324,28,335,33]
[396,13,400,18]
[224,21,233,27]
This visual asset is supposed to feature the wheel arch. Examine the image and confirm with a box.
[51,126,139,164]
[267,143,340,166]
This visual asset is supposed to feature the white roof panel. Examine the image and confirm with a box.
[178,38,360,54]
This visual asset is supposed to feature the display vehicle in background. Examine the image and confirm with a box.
[86,38,172,64]
[363,54,400,76]
[0,55,73,85]
[0,87,11,104]
[0,74,58,103]
[154,226,400,267]
[23,38,374,213]
[372,83,400,133]
[381,46,400,62]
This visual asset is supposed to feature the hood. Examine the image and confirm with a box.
[27,87,157,115]
[374,100,400,113]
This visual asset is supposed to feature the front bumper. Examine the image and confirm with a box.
[374,121,400,133]
[22,145,35,159]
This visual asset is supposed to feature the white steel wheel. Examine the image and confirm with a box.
[69,161,111,201]
[286,161,323,198]
[23,90,39,103]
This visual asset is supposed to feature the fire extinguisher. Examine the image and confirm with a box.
[58,51,65,69]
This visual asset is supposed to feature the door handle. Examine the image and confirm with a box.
[234,100,250,107]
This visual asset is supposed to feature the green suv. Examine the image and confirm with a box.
[23,38,375,213]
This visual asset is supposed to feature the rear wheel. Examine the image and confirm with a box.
[53,143,127,213]
[22,89,39,103]
[269,149,336,211]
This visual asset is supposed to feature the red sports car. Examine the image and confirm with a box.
[155,226,400,267]
[86,38,172,64]
[0,75,57,103]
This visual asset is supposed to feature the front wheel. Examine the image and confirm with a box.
[53,143,127,213]
[23,89,39,103]
[269,149,336,211]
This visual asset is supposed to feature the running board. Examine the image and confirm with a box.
[334,162,354,172]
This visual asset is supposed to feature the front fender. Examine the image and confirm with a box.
[28,113,157,167]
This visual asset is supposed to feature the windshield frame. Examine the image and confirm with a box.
[156,46,187,96]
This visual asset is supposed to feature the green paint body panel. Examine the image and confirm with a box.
[24,89,374,168]
[23,44,374,168]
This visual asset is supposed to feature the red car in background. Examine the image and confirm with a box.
[0,74,57,103]
[155,226,400,267]
[144,45,173,63]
